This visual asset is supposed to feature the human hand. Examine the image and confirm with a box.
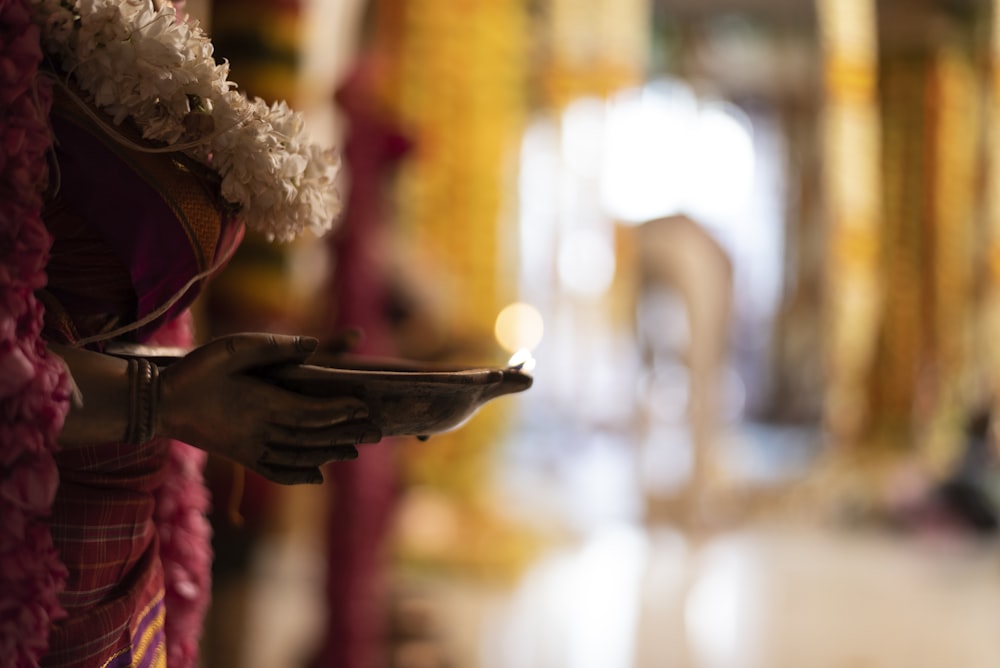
[157,333,382,484]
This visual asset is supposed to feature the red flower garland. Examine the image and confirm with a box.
[0,0,73,664]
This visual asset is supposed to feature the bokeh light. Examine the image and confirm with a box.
[495,302,545,353]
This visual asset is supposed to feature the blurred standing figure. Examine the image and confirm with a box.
[633,215,734,524]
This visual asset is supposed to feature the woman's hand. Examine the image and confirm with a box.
[158,333,382,484]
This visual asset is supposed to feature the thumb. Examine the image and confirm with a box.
[216,333,319,373]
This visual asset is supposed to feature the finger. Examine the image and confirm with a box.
[266,404,373,430]
[264,421,382,447]
[218,333,319,373]
[260,387,371,427]
[253,462,325,485]
[259,444,360,467]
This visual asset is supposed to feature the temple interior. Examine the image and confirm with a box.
[166,0,1000,665]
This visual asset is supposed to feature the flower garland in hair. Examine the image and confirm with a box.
[32,0,341,241]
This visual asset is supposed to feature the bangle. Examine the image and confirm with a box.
[125,357,160,445]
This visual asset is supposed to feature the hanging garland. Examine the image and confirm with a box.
[0,0,72,664]
[387,0,528,494]
[392,0,527,342]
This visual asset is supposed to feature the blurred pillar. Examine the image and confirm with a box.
[984,1,1000,446]
[871,36,928,456]
[820,0,988,479]
[865,4,982,472]
[816,0,884,450]
[915,34,980,475]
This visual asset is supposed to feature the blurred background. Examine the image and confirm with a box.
[181,0,1000,665]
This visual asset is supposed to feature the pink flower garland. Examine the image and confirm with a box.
[0,0,73,664]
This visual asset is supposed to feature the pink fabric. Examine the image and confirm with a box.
[47,102,245,344]
[0,0,73,665]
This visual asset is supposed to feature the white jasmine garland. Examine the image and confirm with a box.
[32,0,341,241]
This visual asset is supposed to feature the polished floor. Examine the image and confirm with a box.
[414,417,1000,668]
[234,413,1000,668]
[422,523,1000,668]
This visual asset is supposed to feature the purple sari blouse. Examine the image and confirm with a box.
[41,90,243,346]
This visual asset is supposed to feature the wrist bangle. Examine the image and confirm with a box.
[125,357,160,445]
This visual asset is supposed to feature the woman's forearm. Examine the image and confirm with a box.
[48,344,132,448]
[48,333,381,484]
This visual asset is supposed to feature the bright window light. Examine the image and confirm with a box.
[601,79,755,225]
